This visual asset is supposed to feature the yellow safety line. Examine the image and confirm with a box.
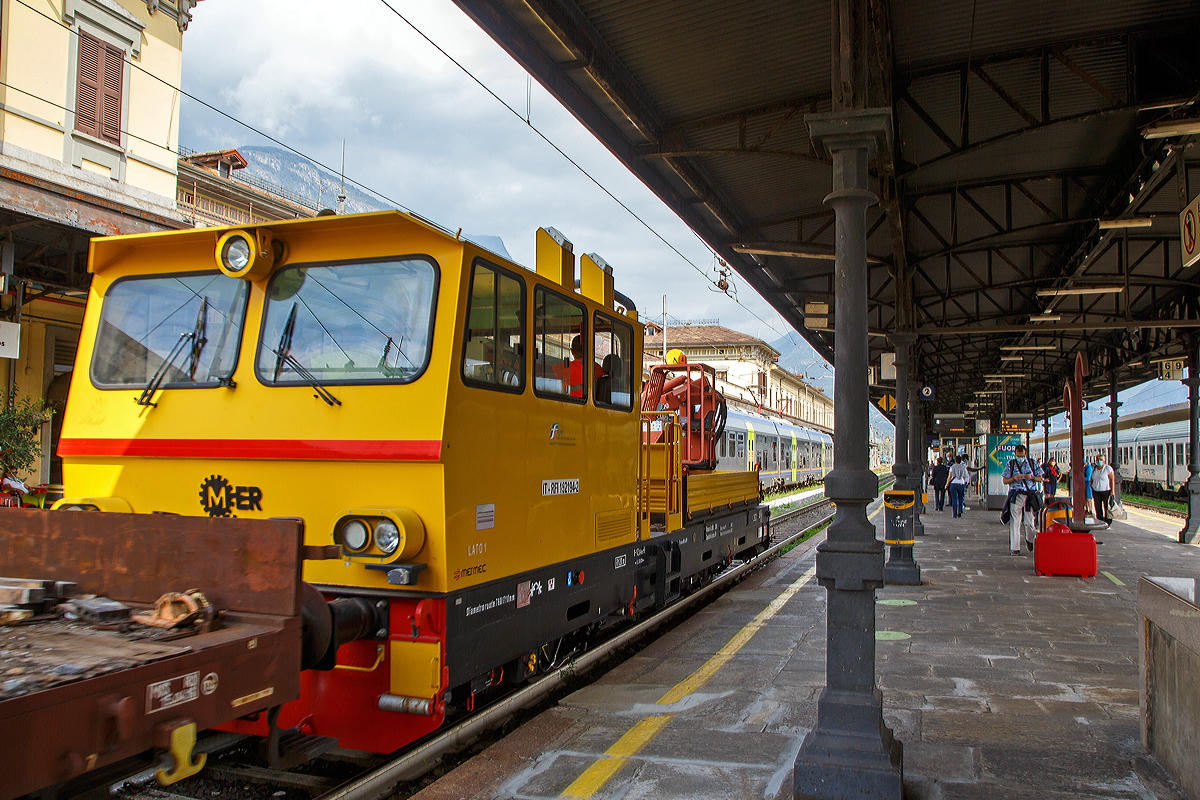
[559,716,672,798]
[1101,570,1125,586]
[558,502,884,798]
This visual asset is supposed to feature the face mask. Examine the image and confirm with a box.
[1097,460,1104,466]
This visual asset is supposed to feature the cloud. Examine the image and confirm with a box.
[179,0,796,338]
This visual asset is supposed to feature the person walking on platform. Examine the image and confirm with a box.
[932,457,949,511]
[1091,454,1115,526]
[1084,459,1095,517]
[1003,444,1043,555]
[948,456,970,518]
[1044,458,1060,498]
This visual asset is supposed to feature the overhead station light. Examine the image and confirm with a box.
[1001,344,1057,351]
[1142,118,1200,139]
[731,243,888,265]
[1000,355,1025,361]
[1098,218,1153,229]
[976,390,1002,395]
[1030,314,1062,322]
[1036,286,1124,297]
[985,373,1028,379]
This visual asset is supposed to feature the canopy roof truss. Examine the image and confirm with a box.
[453,0,1200,418]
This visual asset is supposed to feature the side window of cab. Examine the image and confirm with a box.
[461,259,525,392]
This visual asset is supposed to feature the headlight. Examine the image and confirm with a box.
[214,229,275,280]
[374,520,400,555]
[221,235,251,272]
[341,519,370,552]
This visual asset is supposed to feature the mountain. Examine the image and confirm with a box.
[236,146,390,215]
[769,332,896,434]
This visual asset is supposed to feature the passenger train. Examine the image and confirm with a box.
[52,212,773,756]
[719,407,832,492]
[1047,420,1193,498]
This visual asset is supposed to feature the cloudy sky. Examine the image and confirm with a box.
[178,0,804,347]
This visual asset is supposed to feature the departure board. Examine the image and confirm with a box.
[999,415,1034,433]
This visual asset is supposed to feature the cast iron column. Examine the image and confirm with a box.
[1109,364,1121,501]
[909,369,925,535]
[796,110,902,799]
[890,334,912,491]
[1181,335,1200,544]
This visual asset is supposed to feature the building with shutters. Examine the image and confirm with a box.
[642,323,834,433]
[0,0,201,485]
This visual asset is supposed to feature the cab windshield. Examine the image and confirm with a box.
[257,258,438,385]
[91,272,248,388]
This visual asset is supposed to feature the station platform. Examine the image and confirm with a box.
[414,495,1200,800]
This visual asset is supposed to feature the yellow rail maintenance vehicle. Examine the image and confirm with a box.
[56,211,766,755]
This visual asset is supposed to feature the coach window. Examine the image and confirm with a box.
[593,313,634,410]
[533,287,585,402]
[462,260,525,392]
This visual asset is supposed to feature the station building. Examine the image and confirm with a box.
[0,1,320,485]
[643,322,834,433]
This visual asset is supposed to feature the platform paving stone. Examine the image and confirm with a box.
[413,497,1198,799]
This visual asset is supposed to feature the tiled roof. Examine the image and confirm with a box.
[655,325,773,350]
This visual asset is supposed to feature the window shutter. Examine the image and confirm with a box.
[75,32,102,137]
[99,41,124,144]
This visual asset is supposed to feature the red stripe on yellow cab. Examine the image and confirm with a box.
[57,438,442,461]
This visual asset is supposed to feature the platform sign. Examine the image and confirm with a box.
[1160,359,1187,381]
[0,321,18,359]
[999,414,1034,433]
[1182,193,1200,268]
[919,385,934,401]
[880,353,896,381]
[987,434,1021,506]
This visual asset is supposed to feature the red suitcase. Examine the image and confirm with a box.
[1034,522,1097,578]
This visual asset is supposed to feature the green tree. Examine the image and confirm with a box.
[0,397,51,481]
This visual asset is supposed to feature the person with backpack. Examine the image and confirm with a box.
[1002,444,1043,555]
[931,457,950,511]
[948,456,970,517]
[1043,458,1060,497]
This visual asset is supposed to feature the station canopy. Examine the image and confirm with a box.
[452,0,1200,420]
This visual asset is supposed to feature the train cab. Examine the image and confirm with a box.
[54,211,768,756]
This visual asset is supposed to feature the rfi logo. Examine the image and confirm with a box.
[199,475,263,518]
[549,423,560,440]
[614,554,627,569]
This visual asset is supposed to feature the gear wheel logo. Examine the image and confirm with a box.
[199,474,234,518]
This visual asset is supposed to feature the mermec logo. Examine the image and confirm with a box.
[199,475,263,517]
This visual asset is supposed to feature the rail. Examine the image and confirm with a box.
[315,502,836,800]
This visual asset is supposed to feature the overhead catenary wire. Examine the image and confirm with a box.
[372,0,795,342]
[11,0,416,217]
[14,0,794,342]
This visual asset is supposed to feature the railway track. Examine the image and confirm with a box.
[1122,500,1187,520]
[114,502,839,800]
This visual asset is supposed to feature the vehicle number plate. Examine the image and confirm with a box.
[542,479,579,496]
[146,671,199,714]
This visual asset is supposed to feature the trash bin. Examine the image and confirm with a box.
[883,490,920,585]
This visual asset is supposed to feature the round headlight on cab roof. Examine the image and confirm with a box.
[221,235,251,272]
[215,229,275,280]
[374,519,400,555]
[341,519,370,552]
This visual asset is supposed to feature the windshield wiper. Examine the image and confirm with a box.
[270,304,341,406]
[136,298,208,408]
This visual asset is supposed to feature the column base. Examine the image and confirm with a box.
[884,547,921,586]
[1180,478,1200,544]
[794,689,903,800]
